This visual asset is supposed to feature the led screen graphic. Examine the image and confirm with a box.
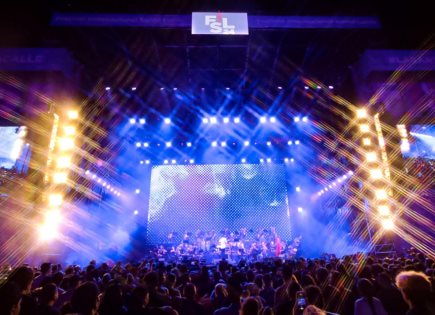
[0,126,26,170]
[402,125,435,160]
[147,164,291,244]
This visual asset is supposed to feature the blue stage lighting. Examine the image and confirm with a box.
[270,117,277,123]
[139,118,145,124]
[223,117,230,124]
[186,142,192,147]
[134,210,139,215]
[234,117,240,123]
[202,118,209,124]
[260,116,267,123]
[267,158,272,163]
[135,189,140,194]
[325,187,328,191]
[290,158,295,162]
[189,159,194,164]
[221,141,226,147]
[145,160,150,164]
[173,87,178,91]
[164,160,169,164]
[136,142,141,147]
[296,187,301,192]
[328,185,332,188]
[302,116,308,122]
[348,171,354,175]
[284,158,289,163]
[171,159,176,164]
[160,87,164,91]
[210,117,217,124]
[244,141,250,146]
[297,207,303,213]
[85,170,90,175]
[288,140,293,145]
[164,118,171,124]
[267,141,272,146]
[295,140,300,145]
[143,142,149,147]
[212,141,217,147]
[166,142,172,147]
[260,158,264,163]
[92,174,97,179]
[343,175,348,179]
[226,87,230,90]
[241,158,246,163]
[107,184,111,189]
[277,86,283,90]
[105,87,111,91]
[294,117,300,123]
[140,160,144,164]
[129,118,136,124]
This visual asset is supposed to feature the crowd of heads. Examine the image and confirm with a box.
[0,249,434,315]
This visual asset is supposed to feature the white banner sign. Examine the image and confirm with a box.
[192,12,249,35]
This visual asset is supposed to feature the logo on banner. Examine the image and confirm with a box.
[205,13,235,34]
[192,12,249,35]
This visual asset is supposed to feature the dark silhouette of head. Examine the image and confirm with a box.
[0,281,21,315]
[71,282,100,315]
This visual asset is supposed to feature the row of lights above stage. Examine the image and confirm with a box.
[105,85,333,92]
[84,170,122,197]
[139,157,296,165]
[128,115,309,125]
[135,140,302,148]
[317,171,354,196]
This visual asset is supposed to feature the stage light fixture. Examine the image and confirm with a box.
[85,170,90,175]
[317,85,321,89]
[328,185,332,189]
[332,182,337,186]
[381,218,394,230]
[370,169,383,180]
[140,160,144,164]
[135,189,140,194]
[223,117,230,124]
[348,171,354,175]
[378,205,390,216]
[297,207,303,213]
[260,116,267,123]
[375,189,388,200]
[131,87,137,91]
[171,159,176,164]
[234,117,240,123]
[160,87,165,91]
[267,141,271,146]
[284,158,289,163]
[58,138,74,151]
[53,172,67,184]
[173,87,177,91]
[241,158,246,163]
[302,116,308,122]
[67,110,79,120]
[166,142,172,148]
[267,158,272,163]
[189,159,194,164]
[366,152,377,162]
[134,210,139,215]
[288,140,293,145]
[290,158,294,162]
[212,141,217,147]
[325,187,329,191]
[186,142,192,147]
[244,141,250,147]
[304,86,309,90]
[295,140,300,145]
[356,108,368,119]
[277,86,283,90]
[136,142,141,147]
[202,118,209,124]
[210,117,217,124]
[270,117,277,123]
[164,118,171,124]
[48,194,63,207]
[139,118,145,124]
[164,160,169,164]
[363,138,371,146]
[226,87,230,90]
[296,187,301,192]
[294,117,300,123]
[64,126,76,136]
[143,142,149,147]
[328,85,334,89]
[359,124,370,133]
[57,156,71,168]
[107,184,111,189]
[221,141,226,147]
[105,87,111,91]
[145,160,150,164]
[129,118,136,124]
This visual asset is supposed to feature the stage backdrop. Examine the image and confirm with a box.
[146,164,291,244]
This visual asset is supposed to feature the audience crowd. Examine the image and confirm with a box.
[1,250,434,315]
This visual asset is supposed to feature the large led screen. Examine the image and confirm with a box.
[0,126,26,170]
[147,164,291,244]
[402,125,435,160]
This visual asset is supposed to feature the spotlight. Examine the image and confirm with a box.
[328,185,332,189]
[296,187,301,192]
[348,171,354,175]
[189,159,194,164]
[241,158,246,163]
[223,117,230,124]
[64,126,76,136]
[343,175,348,179]
[370,169,383,180]
[105,87,111,91]
[212,141,217,147]
[270,117,277,123]
[57,156,71,168]
[290,158,294,162]
[295,140,300,145]
[221,141,226,147]
[328,85,334,90]
[260,158,264,163]
[186,142,192,147]
[267,141,271,146]
[277,86,283,90]
[332,182,337,186]
[136,142,142,147]
[356,108,368,119]
[316,85,321,89]
[362,138,371,146]
[53,172,67,184]
[85,170,90,175]
[266,158,272,163]
[143,142,149,147]
[288,140,293,145]
[160,87,165,91]
[129,118,136,124]
[134,210,139,215]
[366,152,377,162]
[325,187,329,191]
[135,189,140,194]
[359,124,370,133]
[226,87,230,90]
[260,117,267,123]
[171,159,176,164]
[302,116,308,122]
[233,117,240,124]
[48,194,63,207]
[297,207,303,213]
[173,87,177,91]
[67,110,79,120]
[294,117,300,123]
[140,160,144,164]
[92,174,97,179]
[378,205,390,216]
[131,87,137,91]
[164,118,171,124]
[164,160,169,164]
[166,142,172,148]
[145,160,150,164]
[304,86,309,90]
[244,141,250,147]
[139,118,145,124]
[58,138,74,151]
[375,189,388,200]
[202,118,209,124]
[284,158,289,163]
[381,218,394,230]
[102,182,106,187]
[210,117,217,124]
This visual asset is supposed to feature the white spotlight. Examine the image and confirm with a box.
[202,118,209,124]
[164,118,171,124]
[221,141,226,147]
[186,142,192,147]
[302,116,308,122]
[260,158,264,163]
[370,169,383,180]
[241,158,246,163]
[226,87,230,90]
[105,87,111,91]
[288,140,293,145]
[260,117,267,123]
[160,87,165,91]
[131,87,137,91]
[139,118,145,124]
[145,160,150,164]
[297,207,303,213]
[356,108,368,119]
[328,85,334,90]
[166,142,172,148]
[164,160,169,164]
[284,158,289,163]
[270,117,277,123]
[267,141,272,146]
[290,158,294,162]
[133,210,139,215]
[348,171,354,175]
[316,85,321,89]
[296,187,301,192]
[223,117,230,124]
[304,86,309,90]
[171,159,176,164]
[212,141,217,147]
[210,117,217,124]
[295,140,300,145]
[244,141,250,147]
[140,160,144,164]
[85,170,90,175]
[294,117,300,123]
[173,87,177,91]
[381,218,394,230]
[129,118,136,124]
[277,86,283,90]
[267,158,272,163]
[233,117,240,124]
[189,159,194,164]
[143,142,149,147]
[135,189,140,194]
[136,142,141,147]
